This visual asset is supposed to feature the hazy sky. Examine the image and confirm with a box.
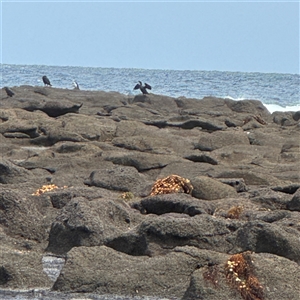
[1,1,299,74]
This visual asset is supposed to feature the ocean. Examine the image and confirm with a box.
[1,64,299,113]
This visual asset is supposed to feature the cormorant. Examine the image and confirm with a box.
[4,87,14,97]
[42,76,52,86]
[134,81,151,94]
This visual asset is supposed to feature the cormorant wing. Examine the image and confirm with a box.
[133,83,140,90]
[145,83,152,90]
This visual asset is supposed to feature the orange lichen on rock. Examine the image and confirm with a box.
[32,184,67,196]
[150,174,193,196]
[120,192,134,201]
[227,205,244,219]
[225,252,264,300]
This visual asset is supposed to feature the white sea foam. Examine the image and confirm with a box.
[263,104,300,114]
[224,96,247,101]
[224,95,300,113]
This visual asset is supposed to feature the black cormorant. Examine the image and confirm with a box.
[134,81,151,94]
[4,87,14,97]
[42,76,52,86]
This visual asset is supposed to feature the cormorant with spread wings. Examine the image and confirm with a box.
[134,81,151,94]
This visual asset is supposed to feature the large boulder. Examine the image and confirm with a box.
[131,214,239,255]
[194,128,250,151]
[272,111,300,126]
[232,220,300,263]
[85,164,151,196]
[191,176,238,200]
[46,196,143,254]
[0,188,50,242]
[130,94,179,115]
[224,98,271,119]
[0,245,53,289]
[0,108,50,139]
[0,159,34,184]
[112,121,197,155]
[53,245,200,298]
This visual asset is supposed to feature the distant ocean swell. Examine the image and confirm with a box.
[1,64,299,113]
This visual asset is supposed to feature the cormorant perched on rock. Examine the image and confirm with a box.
[73,80,80,90]
[134,81,151,94]
[42,76,52,86]
[4,87,14,97]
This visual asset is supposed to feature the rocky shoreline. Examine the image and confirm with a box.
[0,85,300,300]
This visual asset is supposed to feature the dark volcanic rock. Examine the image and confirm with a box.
[53,245,200,298]
[191,176,238,200]
[232,220,300,263]
[85,164,152,196]
[218,178,247,192]
[140,112,226,132]
[139,214,235,252]
[194,128,249,151]
[287,188,300,211]
[272,183,300,194]
[184,152,218,165]
[164,117,225,131]
[132,193,214,216]
[130,94,179,115]
[0,188,50,241]
[0,86,299,299]
[23,100,83,117]
[0,159,33,184]
[46,196,143,254]
[272,111,299,126]
[183,252,300,300]
[102,150,184,172]
[0,245,53,289]
[224,98,271,119]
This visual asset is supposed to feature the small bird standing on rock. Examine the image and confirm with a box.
[134,81,152,94]
[42,76,52,86]
[4,87,15,97]
[73,80,80,90]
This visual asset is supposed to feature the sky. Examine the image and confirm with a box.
[1,1,299,74]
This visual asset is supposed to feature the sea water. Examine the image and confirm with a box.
[1,64,299,113]
[0,64,299,300]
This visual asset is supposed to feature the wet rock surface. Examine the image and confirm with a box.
[0,85,299,299]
